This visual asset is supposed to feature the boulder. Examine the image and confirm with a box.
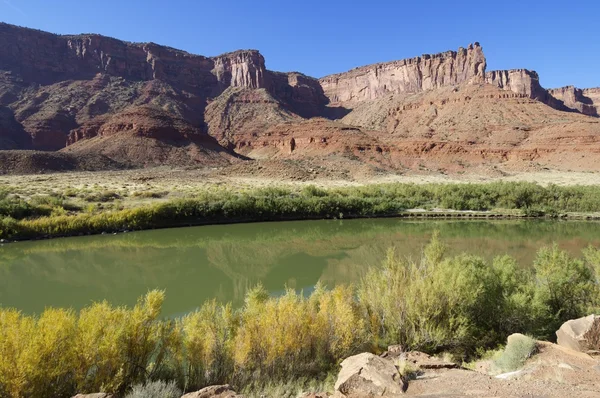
[334,352,406,397]
[401,351,458,370]
[71,395,112,398]
[556,315,600,354]
[380,345,457,370]
[181,385,242,398]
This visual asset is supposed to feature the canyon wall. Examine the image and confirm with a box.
[0,23,266,92]
[319,43,486,103]
[548,86,599,117]
[485,69,564,110]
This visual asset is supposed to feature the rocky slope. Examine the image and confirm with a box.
[0,23,327,165]
[0,23,598,174]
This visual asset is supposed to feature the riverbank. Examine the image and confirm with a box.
[1,235,599,397]
[3,175,600,240]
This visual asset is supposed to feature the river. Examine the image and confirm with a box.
[1,219,599,316]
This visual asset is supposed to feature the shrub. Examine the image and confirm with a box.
[532,245,598,337]
[0,308,77,398]
[358,233,506,355]
[125,380,181,398]
[178,300,236,389]
[5,181,600,240]
[492,334,537,373]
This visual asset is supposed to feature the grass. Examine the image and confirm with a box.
[3,181,600,240]
[493,335,538,373]
[0,236,599,397]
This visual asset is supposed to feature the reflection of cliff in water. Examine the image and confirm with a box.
[1,219,600,316]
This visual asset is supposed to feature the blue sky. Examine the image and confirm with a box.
[1,0,598,88]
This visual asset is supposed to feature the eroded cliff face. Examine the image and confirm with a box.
[212,50,266,90]
[548,86,599,117]
[319,43,486,103]
[0,23,272,151]
[1,22,598,172]
[485,69,564,110]
[0,23,265,91]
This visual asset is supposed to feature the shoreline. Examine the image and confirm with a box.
[3,209,600,243]
[4,179,600,242]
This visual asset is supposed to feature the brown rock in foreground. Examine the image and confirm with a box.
[334,352,406,397]
[181,385,243,398]
[556,314,600,354]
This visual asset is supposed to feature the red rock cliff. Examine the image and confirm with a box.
[319,43,486,103]
[548,86,599,117]
[0,23,266,92]
[485,69,565,111]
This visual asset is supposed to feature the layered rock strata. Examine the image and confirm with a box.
[548,86,599,116]
[484,69,565,110]
[319,43,486,103]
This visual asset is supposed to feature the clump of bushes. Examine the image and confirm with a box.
[4,181,600,240]
[0,236,599,397]
[359,235,600,356]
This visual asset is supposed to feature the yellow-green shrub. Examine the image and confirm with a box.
[178,300,236,389]
[234,285,367,382]
[0,308,77,398]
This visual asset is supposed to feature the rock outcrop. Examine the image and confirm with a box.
[485,69,564,110]
[548,86,599,116]
[334,352,406,397]
[181,385,243,398]
[0,23,265,91]
[556,315,600,354]
[319,43,486,103]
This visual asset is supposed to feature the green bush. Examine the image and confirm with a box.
[358,235,600,356]
[493,334,537,373]
[125,380,181,398]
[358,233,507,355]
[531,245,598,336]
[4,181,600,240]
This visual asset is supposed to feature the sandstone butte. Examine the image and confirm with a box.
[0,22,599,175]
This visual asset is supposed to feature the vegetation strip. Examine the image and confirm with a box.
[3,181,600,240]
[1,234,599,397]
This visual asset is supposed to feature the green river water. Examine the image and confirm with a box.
[1,219,600,317]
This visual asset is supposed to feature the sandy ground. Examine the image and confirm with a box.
[406,342,600,397]
[2,166,600,194]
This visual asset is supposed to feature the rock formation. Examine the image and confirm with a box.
[0,23,322,155]
[319,43,486,103]
[1,22,599,174]
[181,385,243,398]
[0,23,265,91]
[334,352,406,397]
[548,86,599,116]
[485,69,564,110]
[556,315,600,354]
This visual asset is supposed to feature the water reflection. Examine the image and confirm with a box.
[1,219,599,316]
